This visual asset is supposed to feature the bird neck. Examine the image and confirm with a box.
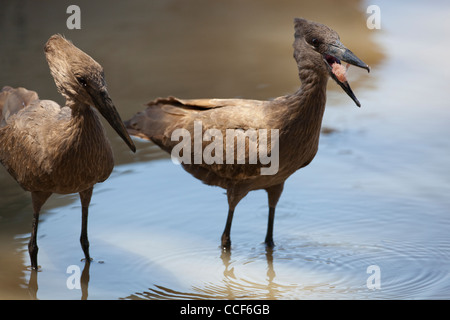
[65,100,106,145]
[56,99,113,181]
[277,66,328,162]
[287,66,328,123]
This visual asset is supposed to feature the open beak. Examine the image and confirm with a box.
[89,89,136,152]
[323,40,370,107]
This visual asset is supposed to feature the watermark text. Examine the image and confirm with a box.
[66,5,81,29]
[366,5,381,29]
[366,264,381,290]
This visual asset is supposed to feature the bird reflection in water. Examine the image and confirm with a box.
[121,246,291,300]
[27,261,91,300]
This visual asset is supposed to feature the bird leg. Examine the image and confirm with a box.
[265,207,276,248]
[264,183,284,248]
[29,191,52,270]
[221,208,235,250]
[28,213,39,270]
[221,188,247,250]
[79,187,93,262]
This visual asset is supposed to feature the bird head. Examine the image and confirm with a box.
[293,18,370,107]
[44,34,136,152]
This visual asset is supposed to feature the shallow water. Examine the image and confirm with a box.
[1,0,450,300]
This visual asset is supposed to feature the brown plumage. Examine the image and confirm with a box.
[0,35,136,269]
[125,18,370,249]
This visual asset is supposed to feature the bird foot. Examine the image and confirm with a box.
[265,238,275,248]
[81,257,93,263]
[221,235,231,251]
[28,265,41,271]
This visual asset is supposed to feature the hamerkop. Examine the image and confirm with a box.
[125,19,370,250]
[0,35,136,269]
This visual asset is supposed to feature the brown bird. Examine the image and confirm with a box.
[0,35,136,269]
[125,19,370,250]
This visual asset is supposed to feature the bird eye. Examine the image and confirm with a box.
[76,76,87,87]
[310,38,319,46]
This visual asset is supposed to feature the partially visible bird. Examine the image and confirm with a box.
[125,18,370,250]
[0,35,136,269]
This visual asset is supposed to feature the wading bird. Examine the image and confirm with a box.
[0,35,136,269]
[125,19,369,250]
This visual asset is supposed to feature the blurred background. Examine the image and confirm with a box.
[0,0,449,299]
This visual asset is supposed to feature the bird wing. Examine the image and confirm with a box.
[0,87,10,120]
[0,93,63,190]
[152,96,267,110]
[0,86,39,127]
[126,96,269,140]
[125,96,277,184]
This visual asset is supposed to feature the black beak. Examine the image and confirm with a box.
[324,41,370,107]
[89,88,136,152]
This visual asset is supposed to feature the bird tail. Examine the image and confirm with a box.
[125,97,195,149]
[125,104,168,141]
